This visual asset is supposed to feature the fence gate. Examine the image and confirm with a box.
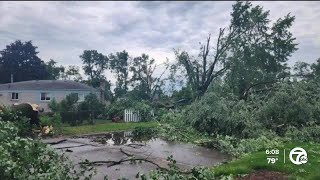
[124,109,141,122]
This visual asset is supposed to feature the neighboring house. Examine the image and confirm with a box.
[0,80,101,112]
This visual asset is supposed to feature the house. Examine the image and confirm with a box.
[0,80,101,112]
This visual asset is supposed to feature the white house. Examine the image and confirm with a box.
[0,80,101,112]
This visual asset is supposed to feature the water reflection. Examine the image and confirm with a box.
[89,131,155,145]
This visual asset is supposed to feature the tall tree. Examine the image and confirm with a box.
[293,61,313,80]
[63,65,83,82]
[0,40,49,83]
[294,58,320,80]
[175,1,297,99]
[130,54,168,101]
[80,50,108,88]
[109,50,130,98]
[45,59,65,80]
[310,58,320,78]
[174,20,239,98]
[225,1,297,100]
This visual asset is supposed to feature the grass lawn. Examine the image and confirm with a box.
[61,121,159,136]
[213,142,320,180]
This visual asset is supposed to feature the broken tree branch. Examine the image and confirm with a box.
[125,143,145,149]
[80,147,192,174]
[80,158,192,174]
[46,139,67,145]
[56,144,87,149]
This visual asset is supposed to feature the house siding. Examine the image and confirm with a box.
[0,90,99,112]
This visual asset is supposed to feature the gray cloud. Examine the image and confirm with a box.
[0,1,320,85]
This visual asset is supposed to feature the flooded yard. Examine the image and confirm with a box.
[43,131,229,179]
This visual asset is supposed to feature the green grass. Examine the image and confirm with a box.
[61,121,159,136]
[213,142,320,180]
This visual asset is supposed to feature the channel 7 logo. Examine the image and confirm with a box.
[289,147,308,165]
[266,147,308,165]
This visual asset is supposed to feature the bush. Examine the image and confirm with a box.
[0,106,33,137]
[134,101,154,121]
[106,98,133,119]
[159,80,320,158]
[285,126,320,143]
[49,93,106,126]
[107,98,154,121]
[78,93,105,124]
[40,113,62,135]
[0,121,95,179]
[256,80,320,135]
[181,90,254,138]
[177,80,320,139]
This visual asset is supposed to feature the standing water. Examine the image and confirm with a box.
[43,130,229,179]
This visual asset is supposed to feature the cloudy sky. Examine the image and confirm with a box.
[1,1,320,82]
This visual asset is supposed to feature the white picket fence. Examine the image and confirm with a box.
[124,131,133,137]
[124,109,141,122]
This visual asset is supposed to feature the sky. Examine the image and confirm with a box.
[0,1,320,85]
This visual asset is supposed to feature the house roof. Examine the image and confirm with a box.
[0,80,97,91]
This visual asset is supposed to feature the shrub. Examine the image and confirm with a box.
[12,103,41,126]
[49,93,80,125]
[78,93,105,124]
[158,80,320,158]
[106,98,133,119]
[107,98,154,121]
[134,101,154,121]
[49,93,106,126]
[0,106,33,137]
[256,80,320,135]
[48,98,60,112]
[181,90,254,138]
[40,113,62,135]
[284,126,320,143]
[0,121,95,179]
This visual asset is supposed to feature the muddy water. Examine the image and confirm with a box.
[44,131,229,180]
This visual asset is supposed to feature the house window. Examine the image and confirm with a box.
[40,92,51,101]
[11,92,19,100]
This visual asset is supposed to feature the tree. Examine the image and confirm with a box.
[174,1,297,100]
[109,50,130,98]
[174,21,238,98]
[129,53,168,102]
[62,65,83,82]
[80,50,108,88]
[78,93,105,124]
[293,61,313,80]
[0,40,49,83]
[310,58,320,78]
[293,58,320,81]
[225,1,297,100]
[170,85,193,105]
[45,59,65,80]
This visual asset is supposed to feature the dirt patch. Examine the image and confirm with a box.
[237,170,289,180]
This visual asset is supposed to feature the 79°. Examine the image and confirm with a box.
[267,157,279,164]
[265,149,280,164]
